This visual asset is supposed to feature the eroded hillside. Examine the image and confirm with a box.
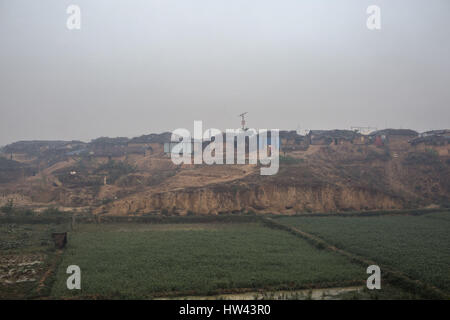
[0,130,449,215]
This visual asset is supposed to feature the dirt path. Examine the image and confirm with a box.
[156,286,363,300]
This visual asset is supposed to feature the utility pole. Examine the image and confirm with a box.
[239,112,248,131]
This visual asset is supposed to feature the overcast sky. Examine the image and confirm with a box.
[0,0,449,145]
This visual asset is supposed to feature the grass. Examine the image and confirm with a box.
[277,211,450,294]
[50,222,364,299]
[0,223,65,254]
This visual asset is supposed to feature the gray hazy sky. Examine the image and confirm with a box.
[1,0,449,146]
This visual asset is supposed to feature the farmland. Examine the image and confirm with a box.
[0,222,66,299]
[277,211,450,295]
[1,210,449,299]
[50,222,364,298]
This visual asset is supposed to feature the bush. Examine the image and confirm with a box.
[0,199,14,215]
[101,198,113,205]
[403,151,441,166]
[365,148,390,161]
[279,156,304,164]
[95,160,136,184]
[23,209,34,216]
[42,207,65,216]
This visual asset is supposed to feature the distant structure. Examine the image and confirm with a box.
[410,130,450,156]
[351,126,377,135]
[296,124,309,136]
[239,112,248,131]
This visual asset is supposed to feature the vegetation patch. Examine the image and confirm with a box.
[403,150,441,166]
[50,222,364,298]
[277,211,450,295]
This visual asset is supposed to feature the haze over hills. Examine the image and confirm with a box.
[0,128,449,216]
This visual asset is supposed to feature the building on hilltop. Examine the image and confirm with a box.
[369,129,418,149]
[410,130,450,156]
[308,130,363,146]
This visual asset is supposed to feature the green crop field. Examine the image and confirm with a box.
[277,211,450,294]
[3,211,449,299]
[50,222,364,298]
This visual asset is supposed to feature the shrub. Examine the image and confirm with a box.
[42,207,64,216]
[403,151,441,166]
[1,199,14,214]
[95,160,136,184]
[279,156,304,164]
[101,198,113,205]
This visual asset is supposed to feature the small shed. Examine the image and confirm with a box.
[51,232,67,249]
